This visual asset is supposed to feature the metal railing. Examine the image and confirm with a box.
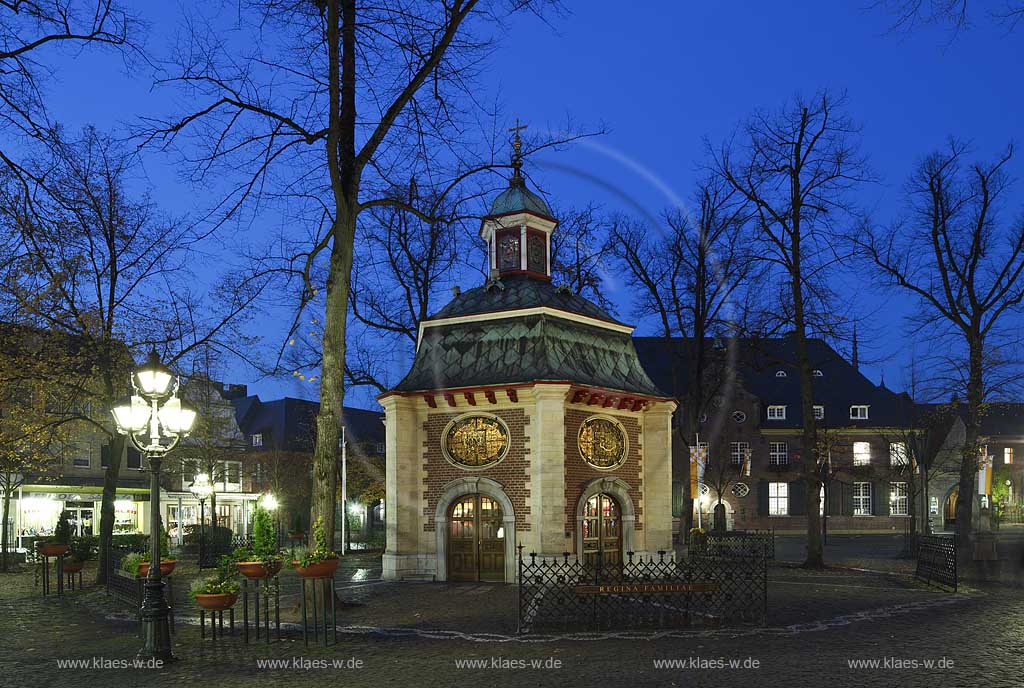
[915,534,956,592]
[517,547,767,633]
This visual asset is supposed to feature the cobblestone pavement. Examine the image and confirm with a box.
[1,555,1021,688]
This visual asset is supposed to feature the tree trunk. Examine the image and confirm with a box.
[95,434,125,584]
[955,338,984,568]
[1,486,11,572]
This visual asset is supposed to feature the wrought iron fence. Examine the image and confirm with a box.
[200,534,253,568]
[105,546,176,632]
[702,530,775,560]
[517,547,767,633]
[915,534,956,592]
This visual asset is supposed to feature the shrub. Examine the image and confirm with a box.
[189,576,240,598]
[120,552,145,576]
[251,506,278,560]
[69,535,98,563]
[53,510,72,544]
[296,517,337,568]
[182,523,233,547]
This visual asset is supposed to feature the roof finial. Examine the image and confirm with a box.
[508,118,528,181]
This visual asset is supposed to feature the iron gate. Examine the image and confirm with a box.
[517,547,767,633]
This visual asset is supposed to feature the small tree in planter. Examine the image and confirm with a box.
[38,510,73,557]
[292,517,338,578]
[236,505,284,579]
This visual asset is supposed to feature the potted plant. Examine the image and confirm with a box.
[136,526,177,577]
[291,517,338,578]
[37,510,72,557]
[236,505,284,579]
[190,558,241,611]
[287,512,305,540]
[120,552,146,577]
[64,535,98,573]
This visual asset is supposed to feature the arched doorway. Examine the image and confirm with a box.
[446,494,506,582]
[581,493,622,567]
[944,488,959,529]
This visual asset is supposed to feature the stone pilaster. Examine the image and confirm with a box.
[380,394,422,580]
[641,400,676,553]
[530,384,571,556]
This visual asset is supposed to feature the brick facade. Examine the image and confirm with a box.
[563,408,644,540]
[421,408,532,532]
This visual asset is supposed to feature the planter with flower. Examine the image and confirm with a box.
[37,510,72,557]
[190,558,241,611]
[122,526,176,577]
[292,517,338,578]
[64,535,97,573]
[236,505,284,579]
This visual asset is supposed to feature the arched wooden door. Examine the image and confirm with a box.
[945,488,958,528]
[447,494,505,582]
[582,493,622,568]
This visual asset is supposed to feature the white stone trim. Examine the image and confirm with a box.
[433,476,517,583]
[574,476,637,559]
[418,306,634,350]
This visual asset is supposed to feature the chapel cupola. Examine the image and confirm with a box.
[480,121,558,281]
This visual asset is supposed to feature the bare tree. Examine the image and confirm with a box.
[145,0,592,545]
[875,0,1024,35]
[711,91,872,568]
[551,204,615,313]
[608,174,753,541]
[853,140,1024,564]
[0,128,267,581]
[0,0,134,175]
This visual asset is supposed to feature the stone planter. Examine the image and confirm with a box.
[194,592,238,611]
[137,560,177,577]
[292,557,339,579]
[237,560,283,579]
[287,531,306,541]
[36,542,70,557]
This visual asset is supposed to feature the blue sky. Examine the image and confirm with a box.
[34,2,1024,408]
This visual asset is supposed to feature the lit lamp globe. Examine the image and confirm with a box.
[260,494,279,511]
[158,396,197,436]
[111,395,150,435]
[133,349,175,399]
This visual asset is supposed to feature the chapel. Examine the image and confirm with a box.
[379,144,676,582]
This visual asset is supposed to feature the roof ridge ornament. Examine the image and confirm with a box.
[508,118,527,184]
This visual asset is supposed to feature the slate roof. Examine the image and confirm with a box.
[430,274,621,324]
[489,176,553,217]
[633,336,915,428]
[916,401,1024,438]
[394,312,664,396]
[232,396,384,453]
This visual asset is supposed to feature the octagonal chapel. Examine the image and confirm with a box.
[379,165,676,583]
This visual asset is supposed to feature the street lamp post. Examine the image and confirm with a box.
[111,350,196,662]
[189,473,212,568]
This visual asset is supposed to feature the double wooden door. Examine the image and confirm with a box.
[447,494,505,582]
[582,493,622,568]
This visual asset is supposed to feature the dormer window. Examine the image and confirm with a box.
[814,405,824,420]
[812,369,823,377]
[775,370,787,378]
[850,405,869,420]
[767,405,787,420]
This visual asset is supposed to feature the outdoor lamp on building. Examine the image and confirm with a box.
[260,493,279,511]
[188,473,213,569]
[111,349,196,662]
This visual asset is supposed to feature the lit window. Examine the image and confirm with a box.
[768,482,788,516]
[767,405,787,420]
[850,405,869,420]
[853,482,872,515]
[813,405,824,420]
[251,433,263,447]
[730,442,749,465]
[769,442,788,466]
[376,442,385,455]
[890,482,908,516]
[775,370,787,378]
[1005,447,1014,465]
[890,442,908,466]
[853,442,871,466]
